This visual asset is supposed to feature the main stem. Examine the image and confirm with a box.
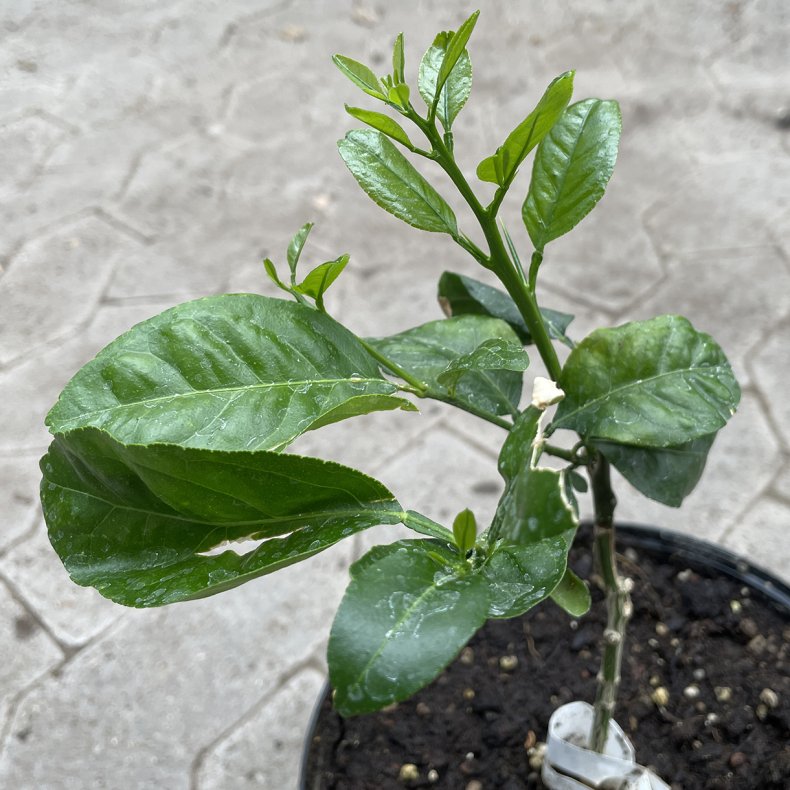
[415,112,630,757]
[588,452,632,753]
[412,114,563,383]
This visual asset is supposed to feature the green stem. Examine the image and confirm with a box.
[412,115,563,382]
[427,392,513,430]
[528,250,543,294]
[542,443,576,463]
[358,338,427,394]
[588,452,632,754]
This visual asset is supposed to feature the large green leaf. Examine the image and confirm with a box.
[595,433,716,507]
[437,271,573,346]
[46,294,414,452]
[418,31,473,130]
[554,316,740,447]
[495,466,579,546]
[483,535,570,618]
[328,540,488,716]
[523,99,621,251]
[40,428,405,607]
[367,315,525,416]
[477,71,575,185]
[492,407,579,546]
[338,129,458,235]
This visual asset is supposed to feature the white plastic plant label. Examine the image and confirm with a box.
[542,701,670,790]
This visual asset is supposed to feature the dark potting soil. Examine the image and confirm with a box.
[303,526,790,789]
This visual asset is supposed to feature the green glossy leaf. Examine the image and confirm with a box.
[338,129,458,235]
[41,428,405,607]
[483,534,570,618]
[554,315,741,447]
[493,407,579,546]
[496,466,578,546]
[287,222,313,276]
[452,508,476,554]
[392,32,405,84]
[332,54,386,99]
[477,71,575,185]
[344,106,414,149]
[418,30,473,130]
[595,433,716,507]
[524,99,621,251]
[328,540,488,716]
[437,271,573,346]
[368,315,525,416]
[435,11,478,100]
[550,568,591,617]
[437,337,528,393]
[294,254,349,307]
[46,294,415,452]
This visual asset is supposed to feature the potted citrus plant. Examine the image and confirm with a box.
[40,11,787,788]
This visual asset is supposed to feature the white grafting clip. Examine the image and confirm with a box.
[542,702,671,790]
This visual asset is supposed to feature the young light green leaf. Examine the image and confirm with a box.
[434,10,479,102]
[418,31,472,130]
[338,129,458,235]
[436,337,529,394]
[344,106,414,149]
[483,534,570,618]
[438,271,573,346]
[524,99,621,251]
[388,83,410,109]
[332,54,386,99]
[392,32,405,83]
[452,508,477,554]
[46,294,415,452]
[554,315,741,447]
[368,315,525,416]
[41,428,405,607]
[287,222,313,276]
[403,510,455,543]
[328,540,488,716]
[263,258,286,290]
[477,71,575,185]
[294,254,349,308]
[594,434,716,507]
[550,568,591,617]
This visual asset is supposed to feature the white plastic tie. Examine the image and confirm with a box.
[542,702,670,790]
[531,377,565,410]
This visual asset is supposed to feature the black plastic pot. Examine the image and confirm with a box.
[298,523,790,789]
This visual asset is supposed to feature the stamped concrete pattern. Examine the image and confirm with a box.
[0,1,788,787]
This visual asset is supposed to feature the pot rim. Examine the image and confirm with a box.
[298,521,790,788]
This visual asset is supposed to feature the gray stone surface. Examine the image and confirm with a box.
[0,1,787,787]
